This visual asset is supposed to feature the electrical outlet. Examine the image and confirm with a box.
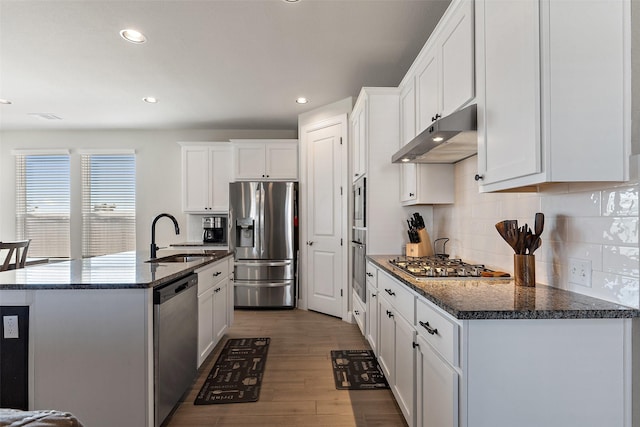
[568,258,592,287]
[3,315,19,339]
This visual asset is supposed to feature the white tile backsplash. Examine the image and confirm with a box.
[432,156,640,309]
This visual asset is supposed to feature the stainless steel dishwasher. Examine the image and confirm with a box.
[153,273,198,427]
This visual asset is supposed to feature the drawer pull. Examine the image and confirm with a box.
[371,293,377,298]
[386,310,394,318]
[419,321,438,336]
[385,288,395,296]
[366,272,374,277]
[412,342,419,349]
[213,271,222,277]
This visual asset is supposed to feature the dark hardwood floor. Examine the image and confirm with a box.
[165,308,407,427]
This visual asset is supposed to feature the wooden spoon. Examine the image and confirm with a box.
[534,212,544,236]
[530,237,542,254]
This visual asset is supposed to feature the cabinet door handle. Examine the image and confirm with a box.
[355,173,360,177]
[474,174,484,181]
[213,271,222,277]
[214,287,221,293]
[385,288,395,296]
[431,113,441,122]
[409,193,414,197]
[412,342,419,349]
[366,272,374,277]
[306,241,314,246]
[371,293,377,298]
[419,321,438,336]
[354,310,359,316]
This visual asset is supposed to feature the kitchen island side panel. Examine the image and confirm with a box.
[32,288,152,427]
[463,318,630,427]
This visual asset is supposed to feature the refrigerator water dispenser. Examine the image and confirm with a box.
[236,218,255,247]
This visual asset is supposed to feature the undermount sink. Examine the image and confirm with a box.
[146,254,211,263]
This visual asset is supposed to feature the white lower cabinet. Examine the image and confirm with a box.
[416,334,458,427]
[352,289,366,336]
[365,289,379,355]
[393,310,416,426]
[368,262,632,427]
[196,257,232,368]
[378,270,416,427]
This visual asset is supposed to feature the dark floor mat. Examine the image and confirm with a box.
[194,338,270,404]
[331,350,389,390]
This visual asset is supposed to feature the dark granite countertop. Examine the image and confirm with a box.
[0,250,233,290]
[368,255,640,320]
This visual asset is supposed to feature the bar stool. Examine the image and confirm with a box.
[0,240,31,271]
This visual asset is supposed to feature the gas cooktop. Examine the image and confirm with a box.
[389,256,509,280]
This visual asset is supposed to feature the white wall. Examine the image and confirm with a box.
[432,156,639,309]
[0,129,296,258]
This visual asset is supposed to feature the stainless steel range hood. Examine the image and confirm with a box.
[392,104,477,164]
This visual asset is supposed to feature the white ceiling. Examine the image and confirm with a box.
[0,0,451,131]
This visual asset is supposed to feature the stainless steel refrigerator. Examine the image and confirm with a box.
[229,181,297,308]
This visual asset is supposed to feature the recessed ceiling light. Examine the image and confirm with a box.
[283,0,300,3]
[401,158,410,163]
[0,99,12,105]
[296,97,308,104]
[143,97,158,104]
[120,29,147,44]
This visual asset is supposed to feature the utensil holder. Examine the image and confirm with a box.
[416,228,434,256]
[514,254,535,287]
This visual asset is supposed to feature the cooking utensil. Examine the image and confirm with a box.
[530,237,542,254]
[534,212,544,236]
[496,214,544,255]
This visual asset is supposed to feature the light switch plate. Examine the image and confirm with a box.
[3,315,19,339]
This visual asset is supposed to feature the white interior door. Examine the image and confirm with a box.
[303,118,346,318]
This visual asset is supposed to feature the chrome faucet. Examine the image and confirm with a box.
[150,213,180,259]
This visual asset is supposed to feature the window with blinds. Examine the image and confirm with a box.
[15,154,71,258]
[81,154,136,257]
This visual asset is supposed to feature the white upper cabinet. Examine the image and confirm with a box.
[351,100,367,182]
[181,143,232,213]
[416,0,475,134]
[440,0,475,117]
[399,72,455,205]
[350,87,407,254]
[232,139,299,181]
[475,0,630,192]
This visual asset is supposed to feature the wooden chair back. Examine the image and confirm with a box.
[1,240,31,271]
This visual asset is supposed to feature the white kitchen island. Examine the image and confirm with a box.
[0,250,232,427]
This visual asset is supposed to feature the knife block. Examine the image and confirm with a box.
[406,228,434,258]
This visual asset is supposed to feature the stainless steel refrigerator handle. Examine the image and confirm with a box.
[234,281,293,287]
[234,261,293,267]
[258,183,265,257]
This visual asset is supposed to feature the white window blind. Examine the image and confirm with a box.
[81,154,136,257]
[15,154,71,258]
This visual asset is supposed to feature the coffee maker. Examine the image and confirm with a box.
[202,216,227,244]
